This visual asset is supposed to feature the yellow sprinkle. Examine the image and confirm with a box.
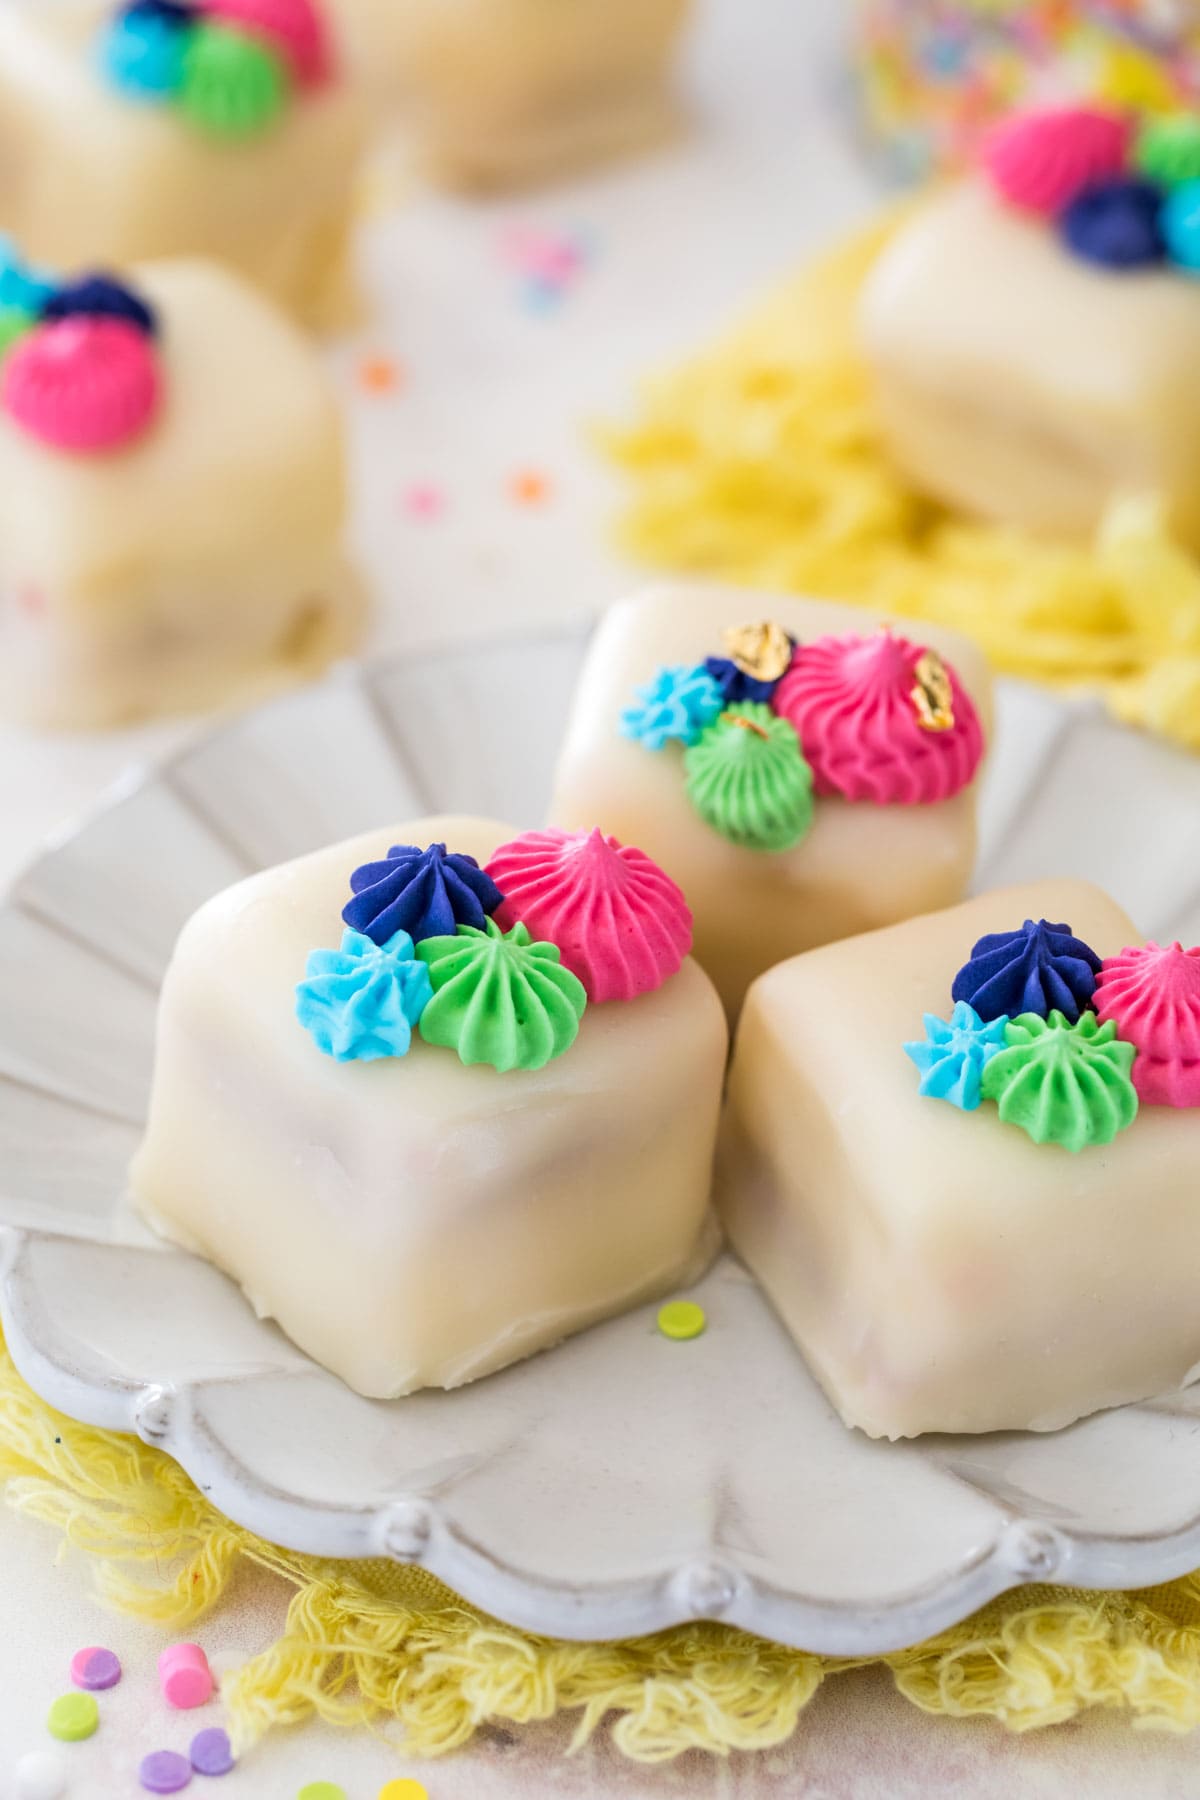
[657,1300,707,1341]
[378,1782,429,1800]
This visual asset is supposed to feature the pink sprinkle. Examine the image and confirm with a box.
[17,583,45,618]
[402,483,445,520]
[981,105,1132,216]
[158,1643,214,1710]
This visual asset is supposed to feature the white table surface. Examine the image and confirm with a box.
[1,1,1198,1794]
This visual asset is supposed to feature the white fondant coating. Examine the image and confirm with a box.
[548,583,992,1017]
[131,814,728,1399]
[0,1,365,325]
[0,259,361,728]
[330,0,688,186]
[719,878,1200,1438]
[859,181,1200,549]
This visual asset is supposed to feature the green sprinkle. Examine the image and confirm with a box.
[658,1300,707,1341]
[47,1691,99,1742]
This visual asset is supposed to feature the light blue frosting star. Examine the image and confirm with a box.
[903,1002,1009,1111]
[0,238,55,317]
[1163,179,1200,275]
[620,663,724,750]
[296,928,433,1063]
[99,4,190,102]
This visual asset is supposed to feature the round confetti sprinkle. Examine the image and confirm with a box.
[70,1645,122,1690]
[657,1300,707,1341]
[378,1782,430,1800]
[358,354,402,395]
[14,1749,68,1800]
[190,1727,235,1777]
[140,1750,193,1793]
[401,483,444,520]
[298,1785,347,1800]
[509,469,550,506]
[46,1692,99,1742]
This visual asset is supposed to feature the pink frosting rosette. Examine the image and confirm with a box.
[1093,942,1200,1109]
[772,630,984,806]
[486,827,693,1004]
[198,0,331,85]
[981,105,1132,217]
[2,317,161,454]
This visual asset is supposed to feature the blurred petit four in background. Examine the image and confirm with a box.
[328,0,693,189]
[859,107,1200,551]
[0,0,366,327]
[0,248,361,728]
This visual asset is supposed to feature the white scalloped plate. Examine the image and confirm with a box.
[3,633,1200,1655]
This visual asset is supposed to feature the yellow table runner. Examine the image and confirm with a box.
[604,213,1200,754]
[2,1333,1200,1763]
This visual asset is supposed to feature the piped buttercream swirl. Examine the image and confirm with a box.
[773,630,984,805]
[295,928,432,1062]
[981,105,1132,216]
[980,1010,1138,1152]
[952,918,1101,1024]
[1093,941,1200,1108]
[416,919,587,1072]
[486,827,692,1003]
[343,842,504,948]
[683,703,814,852]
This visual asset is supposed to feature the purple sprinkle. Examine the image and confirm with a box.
[71,1646,122,1690]
[140,1749,193,1793]
[189,1728,235,1778]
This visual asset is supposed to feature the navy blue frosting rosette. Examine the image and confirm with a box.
[343,842,504,947]
[951,917,1101,1024]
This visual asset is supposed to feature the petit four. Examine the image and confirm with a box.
[0,248,361,727]
[549,584,991,1016]
[859,106,1200,550]
[131,815,727,1398]
[719,879,1200,1438]
[0,0,365,325]
[354,0,691,190]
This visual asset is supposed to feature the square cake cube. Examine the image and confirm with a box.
[131,815,728,1398]
[548,584,992,1016]
[0,1,365,326]
[347,0,689,188]
[0,258,361,728]
[859,181,1200,550]
[718,879,1200,1438]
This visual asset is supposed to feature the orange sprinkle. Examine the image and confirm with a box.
[510,469,551,506]
[358,354,403,396]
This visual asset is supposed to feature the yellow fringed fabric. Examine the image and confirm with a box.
[2,1335,1200,1760]
[603,214,1200,753]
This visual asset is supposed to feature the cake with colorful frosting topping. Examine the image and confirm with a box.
[0,248,361,727]
[859,101,1200,550]
[132,814,727,1398]
[0,0,364,326]
[550,584,991,1015]
[719,879,1200,1438]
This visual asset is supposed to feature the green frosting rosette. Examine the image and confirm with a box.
[416,919,587,1073]
[683,702,814,853]
[980,1010,1138,1153]
[180,23,288,140]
